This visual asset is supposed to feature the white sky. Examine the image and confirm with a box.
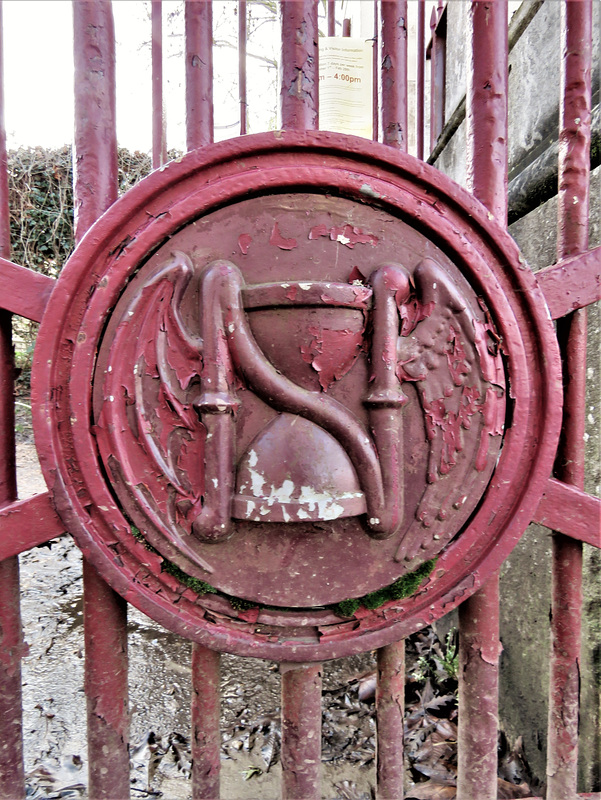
[3,0,284,152]
[3,1,521,154]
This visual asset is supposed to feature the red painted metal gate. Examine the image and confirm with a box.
[0,2,599,799]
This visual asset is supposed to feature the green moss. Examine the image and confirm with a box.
[228,597,259,612]
[333,559,437,618]
[161,560,217,595]
[334,598,362,618]
[129,524,435,620]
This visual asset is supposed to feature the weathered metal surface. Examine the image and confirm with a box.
[239,0,247,136]
[0,558,25,800]
[457,3,507,798]
[0,493,66,561]
[0,257,55,323]
[534,478,601,548]
[457,572,502,800]
[416,0,425,160]
[327,0,335,37]
[186,0,213,151]
[381,0,408,150]
[376,640,405,800]
[281,662,322,800]
[152,0,166,169]
[83,561,129,800]
[0,1,25,791]
[547,3,592,797]
[31,132,562,660]
[191,644,221,800]
[72,5,130,799]
[537,245,601,319]
[428,5,445,152]
[280,0,318,131]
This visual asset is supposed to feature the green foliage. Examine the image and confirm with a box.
[9,145,164,379]
[411,627,459,683]
[333,559,437,618]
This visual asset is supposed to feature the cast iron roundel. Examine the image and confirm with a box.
[33,132,562,661]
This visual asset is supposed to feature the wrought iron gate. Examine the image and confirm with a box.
[0,2,599,799]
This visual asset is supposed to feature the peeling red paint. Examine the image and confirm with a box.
[476,387,505,471]
[300,324,365,391]
[349,265,367,284]
[237,233,252,255]
[399,297,434,335]
[270,221,297,250]
[309,223,378,248]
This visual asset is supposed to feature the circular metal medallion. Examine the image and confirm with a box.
[32,132,562,660]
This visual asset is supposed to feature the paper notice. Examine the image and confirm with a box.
[319,38,373,139]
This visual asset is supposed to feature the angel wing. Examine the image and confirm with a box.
[394,258,505,564]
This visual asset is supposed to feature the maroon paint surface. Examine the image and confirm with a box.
[191,644,221,800]
[152,0,167,169]
[0,257,55,323]
[416,0,425,160]
[547,3,592,797]
[381,0,408,150]
[0,2,25,793]
[538,244,601,319]
[457,571,502,800]
[281,662,322,800]
[31,132,562,661]
[0,493,66,561]
[72,5,130,799]
[457,3,508,798]
[534,478,600,548]
[186,0,213,151]
[280,1,318,131]
[376,640,405,800]
[238,0,247,136]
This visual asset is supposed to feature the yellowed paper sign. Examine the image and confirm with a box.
[319,38,373,139]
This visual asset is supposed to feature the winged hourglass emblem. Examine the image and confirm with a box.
[97,250,505,569]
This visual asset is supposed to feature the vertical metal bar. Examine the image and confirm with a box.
[428,7,445,153]
[73,1,119,243]
[327,0,335,37]
[374,5,411,793]
[239,0,247,135]
[457,572,500,800]
[373,0,379,142]
[0,5,25,798]
[376,640,405,800]
[73,6,129,799]
[457,4,507,800]
[152,0,166,169]
[342,18,351,37]
[186,0,214,151]
[280,0,319,131]
[83,562,129,800]
[465,0,508,222]
[547,2,592,798]
[191,644,220,800]
[281,662,322,800]
[416,0,425,159]
[381,0,408,150]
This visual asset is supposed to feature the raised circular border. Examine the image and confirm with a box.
[32,131,563,661]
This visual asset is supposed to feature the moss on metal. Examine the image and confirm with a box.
[129,525,436,617]
[332,559,437,618]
